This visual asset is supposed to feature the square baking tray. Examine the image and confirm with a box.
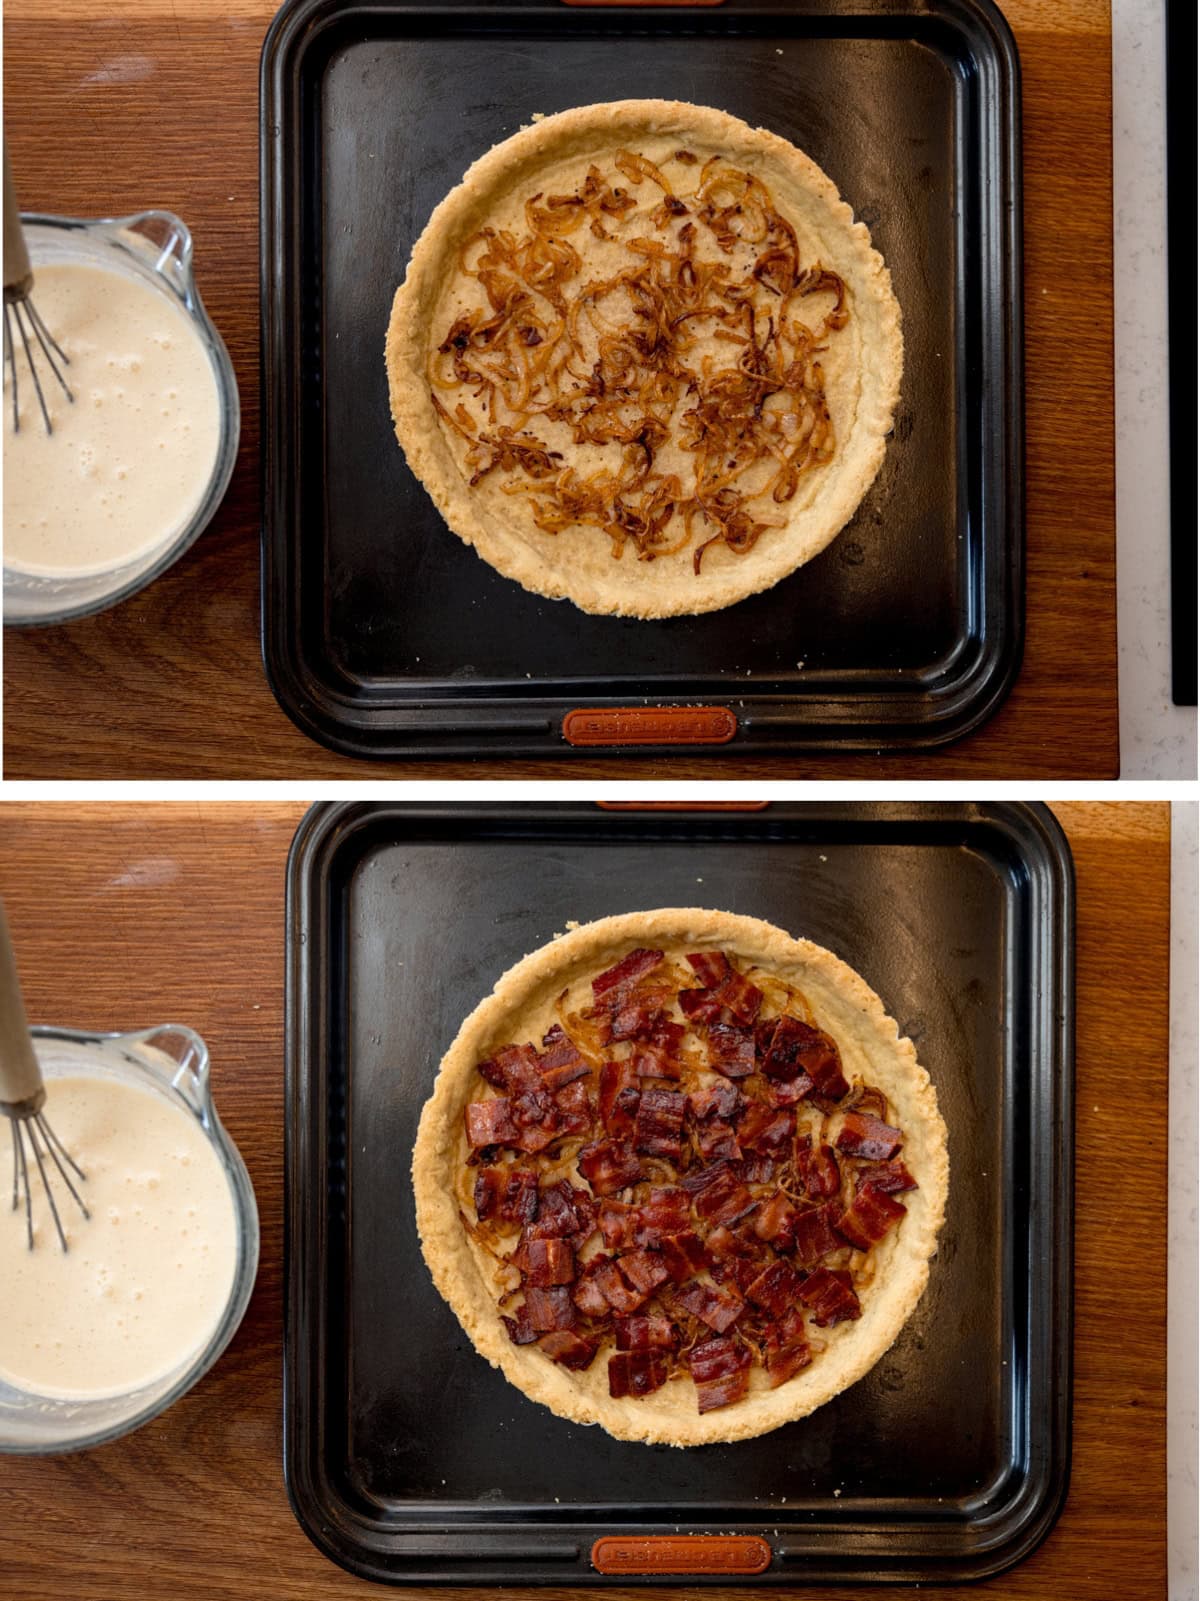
[284,801,1072,1583]
[261,0,1023,759]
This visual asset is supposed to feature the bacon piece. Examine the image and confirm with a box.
[837,1111,903,1160]
[759,1016,815,1083]
[673,1277,745,1333]
[553,1078,594,1135]
[478,1043,543,1094]
[631,1041,681,1079]
[686,951,730,988]
[599,1199,639,1249]
[705,1221,759,1263]
[592,947,664,1001]
[737,1103,795,1155]
[473,1168,501,1220]
[687,1335,751,1412]
[651,1019,686,1052]
[689,1081,743,1122]
[611,998,665,1042]
[500,1307,538,1345]
[618,1249,671,1301]
[572,1256,615,1317]
[733,1155,775,1184]
[592,1258,650,1314]
[745,1257,802,1319]
[523,1286,577,1332]
[795,1135,841,1198]
[634,1088,687,1159]
[707,1018,756,1079]
[537,1330,599,1369]
[598,1060,640,1136]
[658,1231,707,1282]
[633,1186,691,1244]
[790,1202,844,1266]
[525,1237,576,1286]
[857,1159,918,1194]
[465,1098,519,1151]
[679,988,725,1024]
[683,1161,757,1226]
[496,1167,539,1225]
[715,969,764,1024]
[765,1076,813,1107]
[577,1139,642,1196]
[695,1118,742,1162]
[528,1179,594,1241]
[751,1190,802,1250]
[760,1017,849,1100]
[608,1350,669,1398]
[764,1306,811,1387]
[799,1266,861,1327]
[537,1025,591,1090]
[835,1182,907,1249]
[615,1315,678,1352]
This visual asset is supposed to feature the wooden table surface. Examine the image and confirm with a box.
[0,800,1168,1598]
[2,0,1117,778]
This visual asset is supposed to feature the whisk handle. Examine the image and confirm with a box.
[0,899,44,1110]
[3,147,33,299]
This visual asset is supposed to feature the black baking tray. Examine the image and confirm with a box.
[284,801,1073,1584]
[260,0,1024,759]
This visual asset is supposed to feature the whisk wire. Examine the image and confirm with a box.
[36,1110,90,1217]
[11,1115,33,1251]
[7,1110,88,1252]
[4,295,73,436]
[3,302,16,434]
[25,1116,69,1253]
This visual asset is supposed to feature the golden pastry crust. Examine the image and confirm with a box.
[386,101,903,617]
[411,910,947,1446]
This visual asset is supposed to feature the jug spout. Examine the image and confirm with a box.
[125,1024,211,1120]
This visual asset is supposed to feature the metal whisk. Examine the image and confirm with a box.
[0,900,89,1252]
[3,145,73,434]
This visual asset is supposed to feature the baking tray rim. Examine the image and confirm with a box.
[283,800,1074,1585]
[258,0,1025,761]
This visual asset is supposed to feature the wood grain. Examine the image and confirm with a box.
[0,801,1168,1598]
[1,0,1117,777]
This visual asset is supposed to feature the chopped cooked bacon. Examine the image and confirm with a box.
[759,1016,849,1100]
[480,1043,543,1095]
[795,1136,841,1198]
[684,1162,756,1227]
[599,1199,639,1249]
[537,1026,591,1090]
[634,1088,687,1159]
[523,1286,577,1332]
[631,1040,682,1079]
[790,1202,844,1266]
[679,988,725,1024]
[528,1179,594,1241]
[473,1168,501,1220]
[857,1159,918,1194]
[496,1167,540,1225]
[608,1349,669,1398]
[745,1257,802,1319]
[674,1277,745,1333]
[751,1190,802,1250]
[651,1019,686,1052]
[835,1182,907,1249]
[618,1249,671,1301]
[592,947,664,1001]
[836,1111,903,1160]
[689,1081,743,1122]
[695,1118,742,1162]
[799,1266,861,1326]
[686,952,730,987]
[715,970,764,1024]
[737,1103,795,1155]
[572,1257,615,1317]
[764,1306,811,1387]
[611,997,666,1041]
[598,1060,640,1136]
[687,1334,751,1412]
[465,1098,519,1151]
[734,1155,775,1184]
[577,1139,642,1196]
[765,1076,813,1107]
[705,1221,759,1262]
[525,1237,576,1286]
[538,1330,599,1369]
[708,1018,757,1078]
[633,1186,691,1244]
[615,1315,678,1352]
[553,1078,593,1135]
[658,1230,707,1282]
[501,1307,538,1345]
[593,1258,651,1314]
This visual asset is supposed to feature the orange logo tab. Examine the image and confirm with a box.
[563,705,737,747]
[592,1535,772,1575]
